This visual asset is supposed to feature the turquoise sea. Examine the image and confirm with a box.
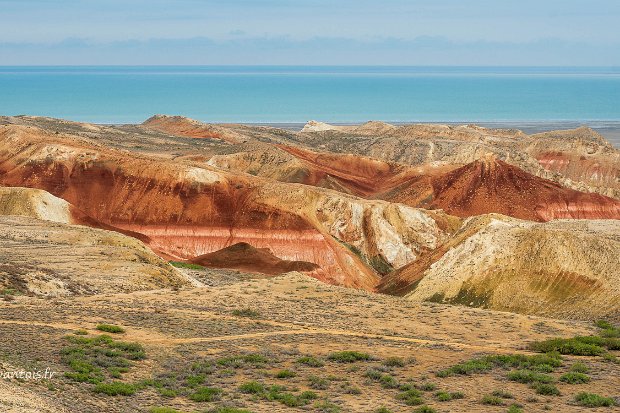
[1,66,620,124]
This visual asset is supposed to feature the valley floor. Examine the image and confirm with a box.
[1,272,618,413]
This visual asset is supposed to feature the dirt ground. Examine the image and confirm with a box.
[0,272,618,413]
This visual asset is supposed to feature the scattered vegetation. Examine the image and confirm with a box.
[382,356,406,367]
[506,369,554,384]
[559,371,590,384]
[169,261,204,270]
[412,407,436,413]
[437,352,562,377]
[531,383,560,396]
[327,351,372,363]
[481,395,505,406]
[491,390,514,399]
[296,356,324,367]
[574,392,617,408]
[93,381,137,396]
[95,324,125,334]
[188,386,223,402]
[507,404,524,413]
[231,308,261,318]
[61,333,145,385]
[275,369,296,379]
[435,391,465,401]
[397,388,424,406]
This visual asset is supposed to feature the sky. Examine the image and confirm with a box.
[1,0,619,65]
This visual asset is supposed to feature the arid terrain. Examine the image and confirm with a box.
[0,115,619,412]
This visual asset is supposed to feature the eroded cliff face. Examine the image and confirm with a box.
[384,155,620,222]
[390,216,620,320]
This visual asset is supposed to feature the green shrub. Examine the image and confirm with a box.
[435,391,452,401]
[327,351,372,363]
[397,389,424,406]
[507,369,554,384]
[574,392,617,407]
[217,354,268,368]
[375,407,393,413]
[208,408,253,413]
[417,382,437,391]
[169,261,204,270]
[507,404,524,413]
[532,383,560,396]
[529,337,605,356]
[275,369,296,379]
[189,386,222,402]
[570,362,590,373]
[149,408,188,413]
[96,324,125,334]
[93,381,136,396]
[436,352,562,377]
[482,395,505,405]
[413,407,436,413]
[379,374,399,389]
[296,356,324,367]
[314,400,340,413]
[492,390,514,399]
[232,308,260,318]
[308,375,330,390]
[560,372,590,384]
[595,320,615,330]
[239,381,264,394]
[383,357,406,367]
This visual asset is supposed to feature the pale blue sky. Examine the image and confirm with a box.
[1,0,619,65]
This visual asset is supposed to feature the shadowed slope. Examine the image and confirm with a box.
[190,242,320,275]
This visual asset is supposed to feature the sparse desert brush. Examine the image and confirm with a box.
[413,406,437,413]
[382,356,406,367]
[239,381,265,394]
[574,392,617,407]
[275,369,296,379]
[481,394,505,405]
[531,383,560,396]
[188,386,223,402]
[95,324,125,334]
[507,404,524,413]
[375,407,393,413]
[491,390,513,399]
[149,408,191,413]
[397,388,424,406]
[231,308,261,318]
[437,353,562,377]
[559,371,590,384]
[314,399,340,413]
[208,408,254,413]
[308,375,330,389]
[507,369,554,384]
[93,381,137,396]
[417,382,437,391]
[528,336,613,356]
[169,261,204,270]
[435,391,464,401]
[327,351,372,363]
[217,353,268,368]
[296,356,324,367]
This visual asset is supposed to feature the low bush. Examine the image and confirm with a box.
[559,372,590,384]
[397,389,424,406]
[531,383,560,396]
[327,351,372,363]
[507,369,554,384]
[188,386,223,402]
[96,324,125,334]
[232,308,260,318]
[296,356,324,367]
[93,381,136,396]
[574,392,617,407]
[481,395,505,405]
[275,369,296,379]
